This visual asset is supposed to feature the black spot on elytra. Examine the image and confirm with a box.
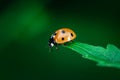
[62,37,64,40]
[61,30,65,33]
[71,33,73,37]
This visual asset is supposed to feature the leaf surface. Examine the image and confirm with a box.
[65,42,120,69]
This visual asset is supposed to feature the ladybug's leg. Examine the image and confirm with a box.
[70,40,74,43]
[63,43,67,46]
[54,42,58,49]
[55,45,58,49]
[63,40,74,46]
[63,42,70,46]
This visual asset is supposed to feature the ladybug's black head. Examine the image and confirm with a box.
[48,37,56,48]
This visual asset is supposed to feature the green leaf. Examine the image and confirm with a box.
[65,42,120,69]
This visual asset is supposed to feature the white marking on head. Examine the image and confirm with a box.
[53,35,55,38]
[51,43,54,47]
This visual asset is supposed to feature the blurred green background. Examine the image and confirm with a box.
[0,0,120,80]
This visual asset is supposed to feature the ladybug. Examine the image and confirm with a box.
[48,28,76,48]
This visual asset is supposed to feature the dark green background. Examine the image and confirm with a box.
[0,0,120,80]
